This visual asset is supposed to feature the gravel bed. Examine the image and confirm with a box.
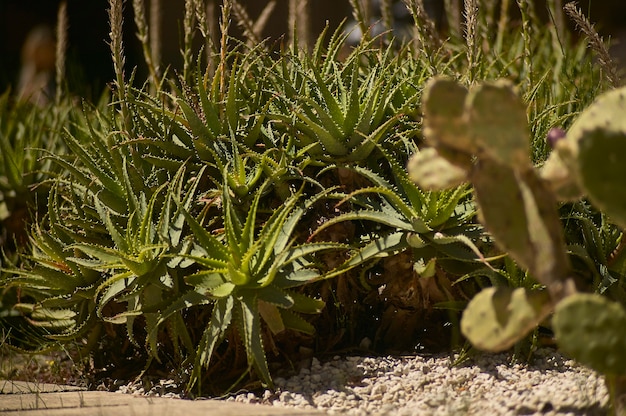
[116,348,608,415]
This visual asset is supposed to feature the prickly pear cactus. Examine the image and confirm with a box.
[472,161,572,297]
[421,77,470,153]
[553,293,626,375]
[411,76,576,351]
[407,148,468,191]
[466,80,531,171]
[460,287,552,352]
[541,87,626,227]
[414,77,573,293]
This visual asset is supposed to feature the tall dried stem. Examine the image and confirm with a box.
[380,0,394,44]
[232,0,259,47]
[463,0,480,84]
[565,1,620,87]
[288,0,310,50]
[219,0,232,100]
[547,0,565,42]
[403,0,441,74]
[516,0,533,87]
[348,0,370,43]
[108,0,132,135]
[495,0,510,53]
[132,0,159,90]
[190,0,217,76]
[182,0,197,83]
[149,0,161,79]
[55,0,68,104]
[231,0,276,49]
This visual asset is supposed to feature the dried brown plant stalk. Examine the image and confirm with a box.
[348,0,369,43]
[252,1,276,41]
[149,0,161,78]
[219,0,232,98]
[190,0,217,75]
[108,0,132,134]
[231,0,276,48]
[464,0,480,83]
[495,0,511,52]
[231,0,258,46]
[403,0,442,54]
[132,0,160,89]
[546,0,565,41]
[55,0,68,103]
[517,0,533,86]
[564,1,620,87]
[288,0,310,49]
[380,0,394,43]
[182,0,197,83]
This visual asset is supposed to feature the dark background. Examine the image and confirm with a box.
[1,0,625,98]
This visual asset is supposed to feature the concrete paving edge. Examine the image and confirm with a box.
[0,380,325,416]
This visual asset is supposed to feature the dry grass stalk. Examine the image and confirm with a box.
[149,0,161,78]
[464,0,480,83]
[564,1,620,87]
[380,0,394,43]
[190,0,217,75]
[516,0,533,86]
[252,1,276,41]
[231,0,259,46]
[182,0,197,83]
[219,0,232,98]
[495,0,510,52]
[231,0,276,48]
[404,0,442,55]
[55,0,68,104]
[132,0,159,89]
[444,0,461,38]
[108,0,126,91]
[108,0,132,134]
[288,0,310,50]
[348,0,370,43]
[546,0,565,42]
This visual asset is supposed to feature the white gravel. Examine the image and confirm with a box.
[227,348,608,415]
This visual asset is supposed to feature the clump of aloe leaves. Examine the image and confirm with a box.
[0,0,621,396]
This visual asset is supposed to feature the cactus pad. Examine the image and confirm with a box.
[471,159,572,292]
[460,287,552,352]
[421,77,474,155]
[576,128,626,229]
[466,80,531,170]
[553,293,626,375]
[407,148,468,191]
[558,87,626,228]
[539,150,583,201]
[471,159,535,271]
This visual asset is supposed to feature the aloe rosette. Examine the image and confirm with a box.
[159,175,348,391]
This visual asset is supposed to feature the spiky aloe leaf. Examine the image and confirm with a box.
[236,292,272,387]
[188,296,234,394]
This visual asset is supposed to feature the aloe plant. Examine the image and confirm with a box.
[161,177,347,392]
[268,30,419,163]
[0,93,67,248]
[314,150,485,275]
[2,0,619,401]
